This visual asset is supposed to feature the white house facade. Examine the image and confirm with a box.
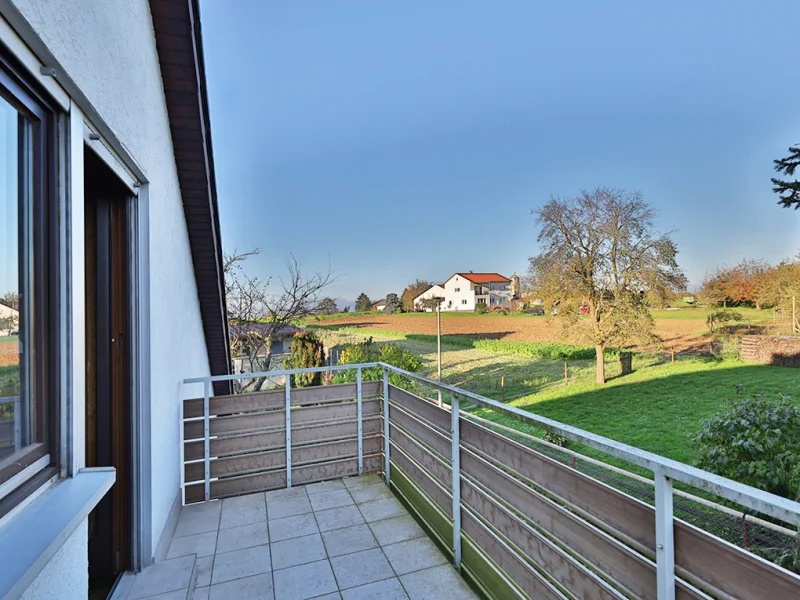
[414,274,512,312]
[412,284,446,311]
[0,2,230,598]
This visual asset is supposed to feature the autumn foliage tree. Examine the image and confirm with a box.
[401,280,434,312]
[528,188,686,384]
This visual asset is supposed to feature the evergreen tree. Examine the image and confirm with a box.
[285,330,326,387]
[384,293,402,314]
[355,293,371,312]
[772,145,800,209]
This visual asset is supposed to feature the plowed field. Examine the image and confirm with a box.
[312,313,746,352]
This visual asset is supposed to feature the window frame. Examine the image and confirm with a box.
[0,50,60,514]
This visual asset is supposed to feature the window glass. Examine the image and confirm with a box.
[0,93,34,463]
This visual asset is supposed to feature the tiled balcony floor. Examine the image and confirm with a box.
[125,475,478,600]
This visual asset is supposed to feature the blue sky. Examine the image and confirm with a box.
[200,1,800,305]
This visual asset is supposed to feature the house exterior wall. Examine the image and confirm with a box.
[19,520,88,600]
[427,276,512,312]
[413,285,446,311]
[7,0,213,589]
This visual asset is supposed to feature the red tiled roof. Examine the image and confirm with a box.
[456,273,511,284]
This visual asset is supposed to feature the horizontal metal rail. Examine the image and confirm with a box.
[183,361,800,526]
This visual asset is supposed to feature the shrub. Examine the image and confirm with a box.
[693,392,800,500]
[706,310,743,333]
[475,303,489,314]
[333,337,422,390]
[285,330,326,387]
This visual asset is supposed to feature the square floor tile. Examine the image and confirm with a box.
[357,497,407,523]
[329,548,394,590]
[308,489,354,512]
[341,578,408,600]
[400,565,478,599]
[369,515,425,546]
[269,512,319,542]
[195,556,214,588]
[349,484,393,504]
[211,545,272,584]
[273,559,338,600]
[128,555,195,599]
[305,480,347,495]
[343,475,382,489]
[216,521,270,554]
[314,505,365,533]
[174,501,222,538]
[192,587,210,600]
[220,494,266,529]
[267,494,313,520]
[208,572,274,600]
[322,524,377,558]
[266,486,307,503]
[382,538,448,575]
[271,533,327,570]
[167,530,217,559]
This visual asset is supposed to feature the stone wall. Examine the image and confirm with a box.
[740,335,800,366]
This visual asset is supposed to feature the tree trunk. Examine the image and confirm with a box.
[595,344,606,384]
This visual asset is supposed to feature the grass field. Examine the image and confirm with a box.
[306,307,787,353]
[313,324,798,469]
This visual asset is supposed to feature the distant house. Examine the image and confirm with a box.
[371,299,387,312]
[0,303,18,336]
[413,284,446,312]
[416,273,513,312]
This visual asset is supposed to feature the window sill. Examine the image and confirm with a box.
[0,467,116,599]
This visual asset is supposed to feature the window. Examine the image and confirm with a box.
[0,54,59,512]
[462,299,468,305]
[477,298,486,304]
[454,287,460,292]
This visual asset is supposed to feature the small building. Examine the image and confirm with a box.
[413,284,446,311]
[427,273,513,312]
[371,299,387,312]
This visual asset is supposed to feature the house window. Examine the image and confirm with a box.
[0,55,59,511]
[477,298,486,304]
[454,287,460,292]
[462,299,468,305]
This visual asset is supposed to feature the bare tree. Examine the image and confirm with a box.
[528,188,686,383]
[225,249,336,391]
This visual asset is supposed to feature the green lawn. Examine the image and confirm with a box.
[472,358,799,465]
[0,335,18,344]
[649,307,773,321]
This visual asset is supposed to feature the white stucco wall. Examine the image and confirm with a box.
[413,285,446,311]
[10,0,213,561]
[20,520,88,600]
[442,275,476,311]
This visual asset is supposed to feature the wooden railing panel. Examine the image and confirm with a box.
[184,417,381,461]
[461,445,657,600]
[462,476,625,600]
[390,448,452,518]
[184,381,382,418]
[389,423,451,488]
[184,398,381,439]
[388,385,450,432]
[387,404,450,459]
[460,418,656,551]
[185,436,382,482]
[462,510,569,600]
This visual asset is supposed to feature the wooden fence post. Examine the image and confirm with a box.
[564,362,568,384]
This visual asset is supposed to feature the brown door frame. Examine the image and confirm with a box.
[85,151,133,584]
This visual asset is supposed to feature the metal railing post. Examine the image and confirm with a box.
[451,393,462,571]
[655,466,675,600]
[285,376,292,488]
[357,367,363,475]
[203,380,210,502]
[383,367,390,487]
[14,397,21,451]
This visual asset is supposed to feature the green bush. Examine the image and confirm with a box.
[285,330,326,387]
[475,303,489,314]
[693,392,800,500]
[706,310,743,333]
[333,337,422,390]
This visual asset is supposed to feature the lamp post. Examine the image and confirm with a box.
[436,297,443,407]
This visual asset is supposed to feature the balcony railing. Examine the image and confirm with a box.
[181,364,800,600]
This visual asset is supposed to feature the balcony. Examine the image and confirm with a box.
[123,364,800,600]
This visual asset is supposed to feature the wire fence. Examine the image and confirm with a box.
[415,400,800,575]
